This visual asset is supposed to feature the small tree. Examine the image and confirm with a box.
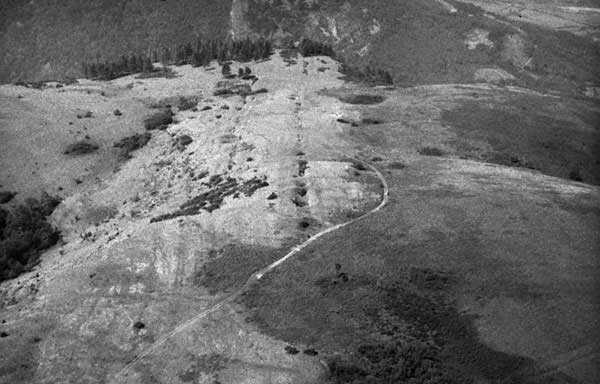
[162,47,171,65]
[221,63,231,76]
[238,67,244,77]
[128,54,138,74]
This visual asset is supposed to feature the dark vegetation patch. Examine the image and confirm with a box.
[196,242,292,294]
[174,134,193,151]
[113,132,151,160]
[339,63,394,86]
[63,140,99,155]
[388,162,406,169]
[113,109,122,116]
[442,98,600,184]
[176,96,198,111]
[267,192,278,200]
[361,117,383,125]
[144,108,174,131]
[0,192,16,204]
[178,353,233,382]
[418,147,444,157]
[0,193,61,283]
[338,94,386,105]
[298,38,335,58]
[135,67,177,79]
[243,262,542,384]
[132,321,145,331]
[76,111,93,119]
[239,208,559,384]
[297,160,308,176]
[150,175,268,222]
[284,345,299,355]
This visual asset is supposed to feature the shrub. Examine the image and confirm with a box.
[64,140,99,155]
[177,96,198,111]
[135,67,177,79]
[339,62,394,86]
[113,132,152,159]
[0,193,61,283]
[418,147,444,157]
[0,191,16,204]
[144,108,173,130]
[338,94,386,105]
[76,111,93,119]
[298,38,335,58]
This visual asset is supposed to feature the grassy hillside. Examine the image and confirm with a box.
[1,0,598,92]
[242,0,599,91]
[0,0,232,82]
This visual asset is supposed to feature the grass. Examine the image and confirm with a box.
[0,193,61,283]
[442,97,600,184]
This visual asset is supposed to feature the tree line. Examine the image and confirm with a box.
[81,37,273,80]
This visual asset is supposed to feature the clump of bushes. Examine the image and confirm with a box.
[298,38,335,58]
[176,96,198,111]
[64,140,99,155]
[0,193,61,283]
[0,191,16,204]
[144,108,173,130]
[76,111,93,119]
[135,67,177,79]
[339,62,394,86]
[113,132,152,159]
[81,37,273,81]
[418,147,444,157]
[338,94,386,105]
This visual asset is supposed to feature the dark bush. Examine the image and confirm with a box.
[113,132,152,159]
[361,117,383,125]
[76,111,93,119]
[0,193,61,283]
[64,140,99,155]
[177,96,198,111]
[135,67,177,79]
[569,168,583,182]
[0,191,16,204]
[418,147,444,157]
[113,109,122,116]
[339,62,394,86]
[175,134,193,151]
[298,38,335,58]
[144,108,173,130]
[338,94,386,105]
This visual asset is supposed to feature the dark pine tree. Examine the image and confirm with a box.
[162,47,172,65]
[128,54,138,74]
[221,63,231,76]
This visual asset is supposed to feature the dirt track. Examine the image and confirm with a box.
[113,156,388,382]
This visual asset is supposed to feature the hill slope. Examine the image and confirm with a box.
[1,0,599,96]
[0,0,232,82]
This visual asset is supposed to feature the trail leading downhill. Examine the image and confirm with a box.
[113,156,389,383]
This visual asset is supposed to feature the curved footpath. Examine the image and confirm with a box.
[113,155,389,383]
